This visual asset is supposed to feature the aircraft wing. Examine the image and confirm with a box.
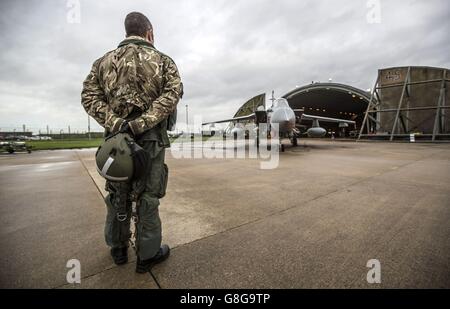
[202,113,255,126]
[300,113,356,125]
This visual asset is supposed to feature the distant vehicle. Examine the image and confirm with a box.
[17,135,31,141]
[202,129,218,137]
[0,141,32,154]
[168,131,184,139]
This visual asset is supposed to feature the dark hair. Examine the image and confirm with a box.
[124,12,152,37]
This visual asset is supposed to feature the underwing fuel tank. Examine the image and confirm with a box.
[231,127,244,136]
[307,127,327,137]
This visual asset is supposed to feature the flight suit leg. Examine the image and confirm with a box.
[104,181,132,249]
[134,141,168,260]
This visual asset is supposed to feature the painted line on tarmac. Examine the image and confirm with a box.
[75,150,105,198]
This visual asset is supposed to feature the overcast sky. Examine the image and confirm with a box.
[0,0,449,132]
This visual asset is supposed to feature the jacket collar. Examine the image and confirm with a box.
[118,35,154,49]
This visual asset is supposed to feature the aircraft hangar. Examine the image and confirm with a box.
[282,82,371,137]
[281,66,449,140]
[219,66,449,140]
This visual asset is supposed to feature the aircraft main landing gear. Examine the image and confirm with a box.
[291,137,298,147]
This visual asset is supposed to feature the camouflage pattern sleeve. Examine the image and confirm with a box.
[128,56,182,135]
[81,58,125,132]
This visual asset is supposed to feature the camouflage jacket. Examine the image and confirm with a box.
[81,36,183,136]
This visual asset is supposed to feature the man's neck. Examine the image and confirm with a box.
[125,35,147,42]
[119,36,155,49]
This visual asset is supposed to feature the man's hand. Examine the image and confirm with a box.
[119,121,129,133]
[118,121,133,136]
[110,118,133,136]
[118,120,143,138]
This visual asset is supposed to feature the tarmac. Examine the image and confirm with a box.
[0,139,449,288]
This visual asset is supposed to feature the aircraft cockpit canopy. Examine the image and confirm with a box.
[275,98,289,108]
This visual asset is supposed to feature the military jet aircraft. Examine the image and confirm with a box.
[202,94,356,152]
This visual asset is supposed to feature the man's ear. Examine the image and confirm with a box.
[146,29,154,44]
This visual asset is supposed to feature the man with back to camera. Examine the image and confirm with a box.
[81,12,183,273]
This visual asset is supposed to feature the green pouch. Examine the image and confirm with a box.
[157,164,169,199]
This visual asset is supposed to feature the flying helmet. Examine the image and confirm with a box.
[95,133,147,182]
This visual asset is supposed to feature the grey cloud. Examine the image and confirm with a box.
[0,0,449,131]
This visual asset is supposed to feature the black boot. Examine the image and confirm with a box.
[136,244,170,273]
[111,247,128,265]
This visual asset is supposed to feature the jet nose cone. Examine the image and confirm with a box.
[270,108,296,132]
[271,109,293,123]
